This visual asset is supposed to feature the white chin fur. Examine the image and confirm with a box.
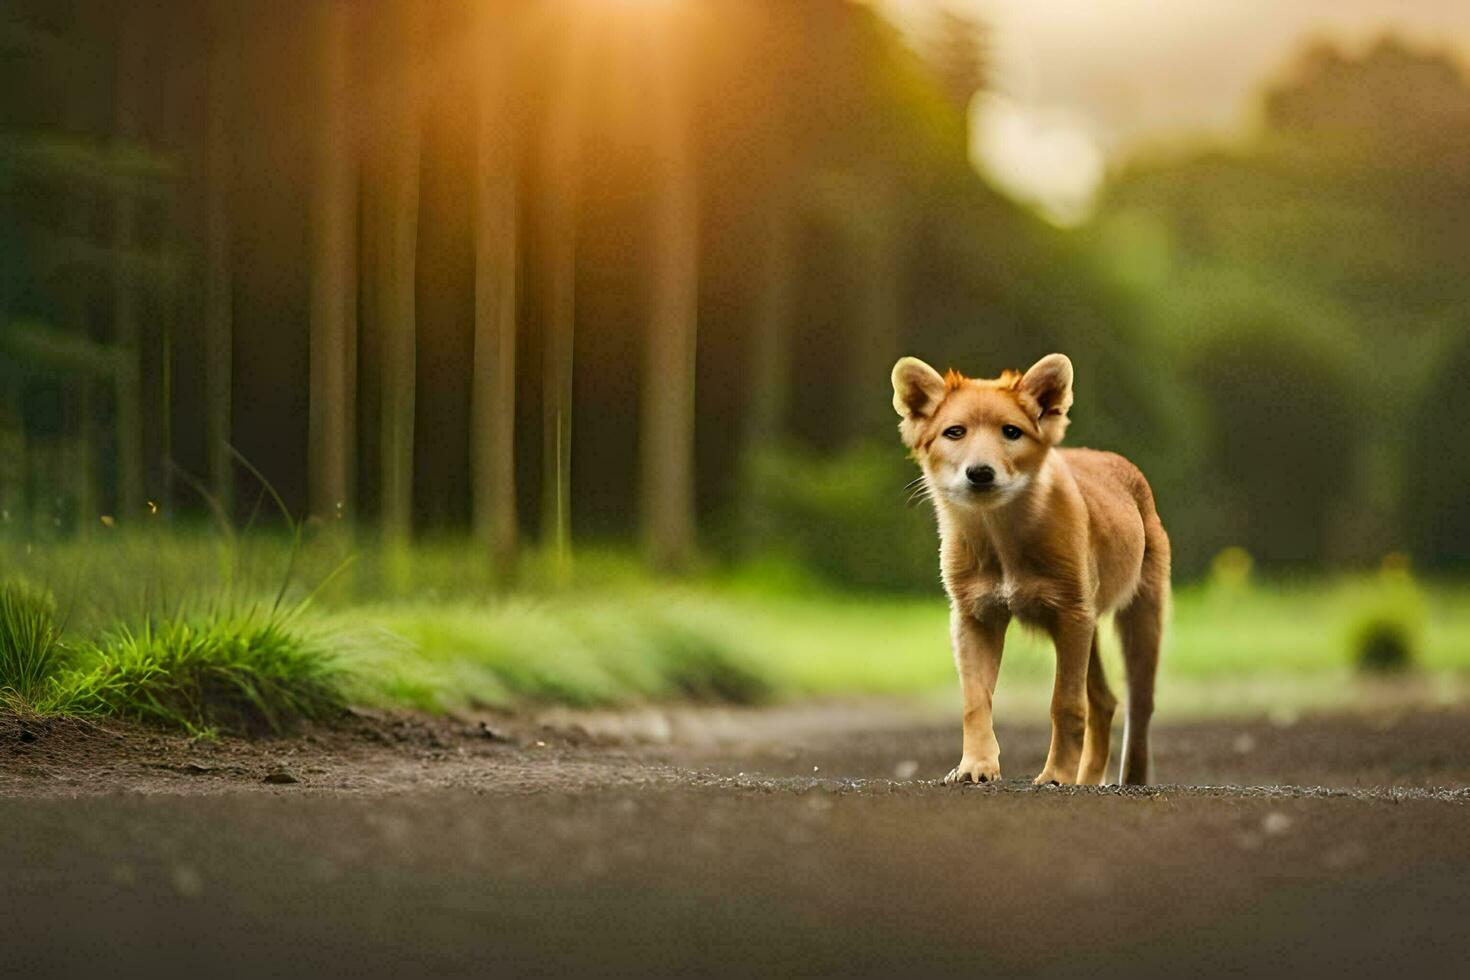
[941,475,1029,511]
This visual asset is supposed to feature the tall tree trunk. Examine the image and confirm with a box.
[640,19,698,572]
[539,30,583,581]
[203,0,234,519]
[308,0,357,528]
[111,9,144,519]
[376,0,422,560]
[472,5,518,579]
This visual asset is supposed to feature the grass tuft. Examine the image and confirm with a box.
[0,580,66,708]
[48,612,346,735]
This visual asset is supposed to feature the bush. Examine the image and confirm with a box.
[1345,558,1425,674]
[1208,546,1254,592]
[0,580,65,706]
[1350,616,1415,673]
[742,445,941,593]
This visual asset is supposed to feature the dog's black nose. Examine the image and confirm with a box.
[966,464,996,487]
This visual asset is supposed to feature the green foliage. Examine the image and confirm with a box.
[0,579,64,707]
[6,528,1470,723]
[1350,617,1415,674]
[742,445,939,593]
[50,612,345,735]
[1208,547,1254,592]
[337,596,771,713]
[1344,561,1426,675]
[0,524,350,733]
[1098,37,1470,572]
[1187,324,1358,566]
[1406,330,1470,569]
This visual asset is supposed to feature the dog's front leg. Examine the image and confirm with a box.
[1035,613,1094,785]
[944,606,1009,785]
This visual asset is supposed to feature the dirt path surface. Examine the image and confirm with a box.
[3,703,1469,977]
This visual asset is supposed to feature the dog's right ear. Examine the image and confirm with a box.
[891,357,946,420]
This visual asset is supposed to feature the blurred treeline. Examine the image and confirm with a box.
[1096,37,1470,574]
[0,2,1466,589]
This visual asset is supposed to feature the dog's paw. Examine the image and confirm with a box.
[1031,766,1077,787]
[943,756,1001,785]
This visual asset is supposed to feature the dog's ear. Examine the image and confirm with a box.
[891,357,947,420]
[1020,353,1073,444]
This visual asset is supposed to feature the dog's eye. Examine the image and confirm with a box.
[942,425,966,440]
[1001,424,1023,441]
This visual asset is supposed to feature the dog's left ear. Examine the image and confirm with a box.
[1020,353,1073,444]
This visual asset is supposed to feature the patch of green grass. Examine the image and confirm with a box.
[241,562,1470,719]
[334,595,772,712]
[6,531,1470,725]
[0,580,65,708]
[46,612,346,735]
[690,576,1470,716]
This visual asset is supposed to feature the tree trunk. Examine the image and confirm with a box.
[472,6,518,578]
[308,0,357,528]
[539,33,583,581]
[375,0,422,558]
[203,0,234,519]
[640,20,698,572]
[111,9,144,519]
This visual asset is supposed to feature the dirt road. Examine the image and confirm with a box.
[3,703,1468,977]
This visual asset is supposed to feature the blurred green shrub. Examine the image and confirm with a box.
[1345,555,1425,674]
[1208,546,1254,592]
[742,445,940,593]
[1351,617,1414,673]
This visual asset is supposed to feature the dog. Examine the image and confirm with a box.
[891,354,1170,786]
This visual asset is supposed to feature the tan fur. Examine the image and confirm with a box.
[891,354,1170,786]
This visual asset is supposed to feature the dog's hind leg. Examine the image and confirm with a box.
[1116,588,1165,786]
[1078,631,1117,785]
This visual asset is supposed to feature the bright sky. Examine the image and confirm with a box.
[876,0,1470,224]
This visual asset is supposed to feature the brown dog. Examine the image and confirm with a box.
[892,354,1170,786]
